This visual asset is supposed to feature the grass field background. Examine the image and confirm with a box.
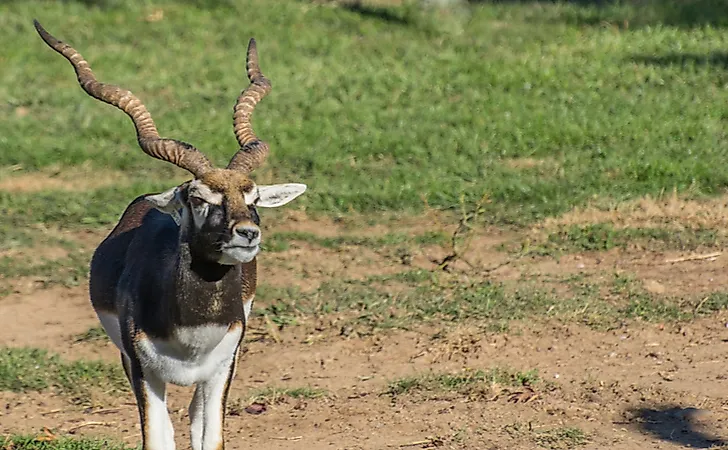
[2,1,728,448]
[1,0,727,228]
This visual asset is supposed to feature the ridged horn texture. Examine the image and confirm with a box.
[33,20,213,178]
[228,38,272,173]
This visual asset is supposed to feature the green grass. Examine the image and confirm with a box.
[0,178,179,231]
[0,251,89,290]
[263,230,447,252]
[503,423,588,450]
[0,348,128,403]
[534,427,589,450]
[528,223,721,255]
[1,436,135,450]
[1,0,727,228]
[257,276,590,328]
[73,326,109,343]
[385,367,539,397]
[255,268,728,331]
[528,0,728,29]
[248,386,327,404]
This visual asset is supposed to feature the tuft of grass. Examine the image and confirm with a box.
[73,326,109,343]
[534,427,589,449]
[1,435,134,450]
[0,348,128,404]
[503,423,588,450]
[234,386,326,408]
[385,367,539,397]
[255,285,302,327]
[692,292,728,316]
[0,348,52,392]
[608,274,687,323]
[367,269,436,285]
[528,224,720,256]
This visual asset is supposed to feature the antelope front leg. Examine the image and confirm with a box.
[121,353,132,383]
[129,360,176,450]
[189,348,240,450]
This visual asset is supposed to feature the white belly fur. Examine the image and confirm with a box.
[96,311,242,386]
[136,325,242,386]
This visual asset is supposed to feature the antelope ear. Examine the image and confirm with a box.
[255,183,307,208]
[146,186,184,224]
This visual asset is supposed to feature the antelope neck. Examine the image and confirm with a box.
[169,243,254,330]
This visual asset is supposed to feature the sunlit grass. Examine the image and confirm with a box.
[0,0,726,227]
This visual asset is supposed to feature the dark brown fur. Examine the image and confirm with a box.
[90,194,256,339]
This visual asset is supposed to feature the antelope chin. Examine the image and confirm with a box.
[219,245,259,265]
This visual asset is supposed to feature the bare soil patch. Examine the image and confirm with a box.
[0,166,130,193]
[3,205,728,449]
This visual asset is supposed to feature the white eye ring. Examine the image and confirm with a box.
[244,186,260,206]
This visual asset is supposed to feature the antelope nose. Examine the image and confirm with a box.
[235,225,260,243]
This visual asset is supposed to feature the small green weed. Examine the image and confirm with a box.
[534,427,589,449]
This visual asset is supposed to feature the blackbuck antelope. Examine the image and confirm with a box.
[34,21,306,450]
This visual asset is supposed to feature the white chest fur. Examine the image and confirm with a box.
[136,324,243,386]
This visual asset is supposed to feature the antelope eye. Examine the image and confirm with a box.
[189,196,206,208]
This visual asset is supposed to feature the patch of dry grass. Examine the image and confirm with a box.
[538,190,728,232]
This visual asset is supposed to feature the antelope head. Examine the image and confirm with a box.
[34,21,306,265]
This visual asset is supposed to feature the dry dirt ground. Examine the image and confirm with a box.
[3,198,728,449]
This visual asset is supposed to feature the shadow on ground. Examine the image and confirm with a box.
[340,2,412,25]
[467,0,728,29]
[628,406,726,449]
